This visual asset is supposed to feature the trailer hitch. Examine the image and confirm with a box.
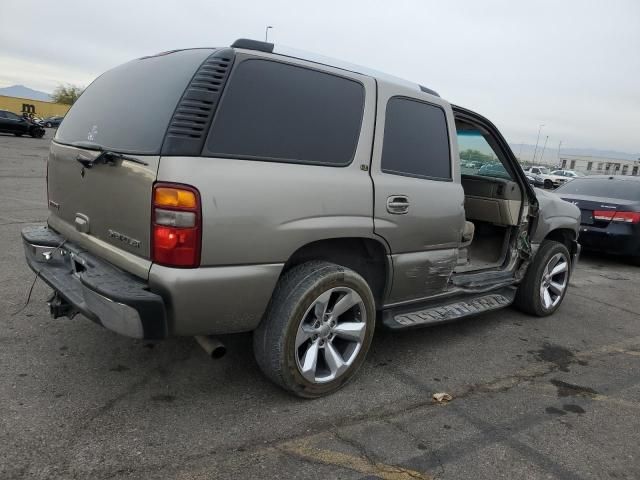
[47,292,77,319]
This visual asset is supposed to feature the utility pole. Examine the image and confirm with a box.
[265,26,273,42]
[532,123,545,163]
[557,140,563,162]
[539,135,549,165]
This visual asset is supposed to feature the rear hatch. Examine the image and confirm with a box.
[557,194,639,227]
[48,48,214,278]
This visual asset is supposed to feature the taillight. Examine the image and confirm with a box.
[593,210,615,221]
[152,183,201,267]
[593,210,640,224]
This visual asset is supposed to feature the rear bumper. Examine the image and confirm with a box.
[578,224,640,257]
[22,226,167,339]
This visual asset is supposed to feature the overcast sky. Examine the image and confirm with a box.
[1,0,638,154]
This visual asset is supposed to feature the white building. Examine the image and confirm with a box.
[558,154,640,176]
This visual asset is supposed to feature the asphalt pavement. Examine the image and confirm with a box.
[1,131,640,479]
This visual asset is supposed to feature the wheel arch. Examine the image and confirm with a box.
[544,228,578,255]
[280,237,391,308]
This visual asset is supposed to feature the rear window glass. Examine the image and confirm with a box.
[55,49,214,154]
[556,178,640,200]
[205,59,365,166]
[381,97,451,180]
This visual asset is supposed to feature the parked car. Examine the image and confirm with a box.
[43,116,64,128]
[525,173,545,188]
[552,169,584,179]
[478,162,510,179]
[523,166,569,189]
[555,175,640,264]
[21,39,580,397]
[27,115,45,126]
[0,110,45,138]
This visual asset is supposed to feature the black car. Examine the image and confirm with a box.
[43,115,64,128]
[525,173,545,188]
[0,110,45,138]
[555,175,640,263]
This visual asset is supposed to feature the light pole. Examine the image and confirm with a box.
[539,135,549,165]
[532,123,545,163]
[557,140,563,163]
[265,26,273,42]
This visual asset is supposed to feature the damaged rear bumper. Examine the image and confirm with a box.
[21,225,167,339]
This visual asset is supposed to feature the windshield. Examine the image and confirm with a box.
[55,49,213,154]
[556,178,640,200]
[537,167,550,174]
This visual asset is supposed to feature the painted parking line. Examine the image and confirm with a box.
[278,437,432,480]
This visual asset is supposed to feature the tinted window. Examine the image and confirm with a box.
[381,97,450,179]
[6,112,21,120]
[206,59,364,165]
[0,112,6,119]
[55,49,214,154]
[556,178,640,200]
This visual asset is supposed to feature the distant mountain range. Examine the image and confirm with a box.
[0,85,52,102]
[510,143,639,163]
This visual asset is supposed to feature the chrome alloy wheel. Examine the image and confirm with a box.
[539,252,569,310]
[295,287,367,384]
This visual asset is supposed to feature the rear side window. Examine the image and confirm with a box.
[205,59,365,165]
[55,49,214,154]
[381,97,451,180]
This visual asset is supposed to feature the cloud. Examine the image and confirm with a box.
[1,0,638,152]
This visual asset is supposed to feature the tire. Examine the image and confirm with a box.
[514,240,571,316]
[14,133,22,137]
[253,261,376,398]
[544,179,553,189]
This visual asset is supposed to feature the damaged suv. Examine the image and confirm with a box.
[22,39,580,397]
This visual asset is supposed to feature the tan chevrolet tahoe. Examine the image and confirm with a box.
[22,39,580,397]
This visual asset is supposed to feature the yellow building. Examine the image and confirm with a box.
[0,95,70,119]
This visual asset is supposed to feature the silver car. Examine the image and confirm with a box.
[22,39,580,397]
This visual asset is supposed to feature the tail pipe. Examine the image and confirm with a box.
[195,335,227,359]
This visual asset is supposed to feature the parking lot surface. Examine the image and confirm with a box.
[2,131,640,479]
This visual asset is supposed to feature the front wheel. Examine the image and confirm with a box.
[253,261,376,398]
[14,132,23,137]
[514,240,571,316]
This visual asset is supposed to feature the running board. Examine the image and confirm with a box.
[381,287,516,330]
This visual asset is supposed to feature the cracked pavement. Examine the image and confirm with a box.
[2,131,640,479]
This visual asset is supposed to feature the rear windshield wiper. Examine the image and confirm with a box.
[71,141,149,168]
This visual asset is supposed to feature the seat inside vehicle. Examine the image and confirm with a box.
[455,120,524,273]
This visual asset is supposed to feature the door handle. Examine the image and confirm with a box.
[386,195,409,214]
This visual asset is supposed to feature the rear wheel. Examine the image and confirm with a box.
[253,261,375,398]
[544,179,553,189]
[14,133,22,137]
[514,240,571,316]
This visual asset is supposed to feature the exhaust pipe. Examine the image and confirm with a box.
[195,335,226,359]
